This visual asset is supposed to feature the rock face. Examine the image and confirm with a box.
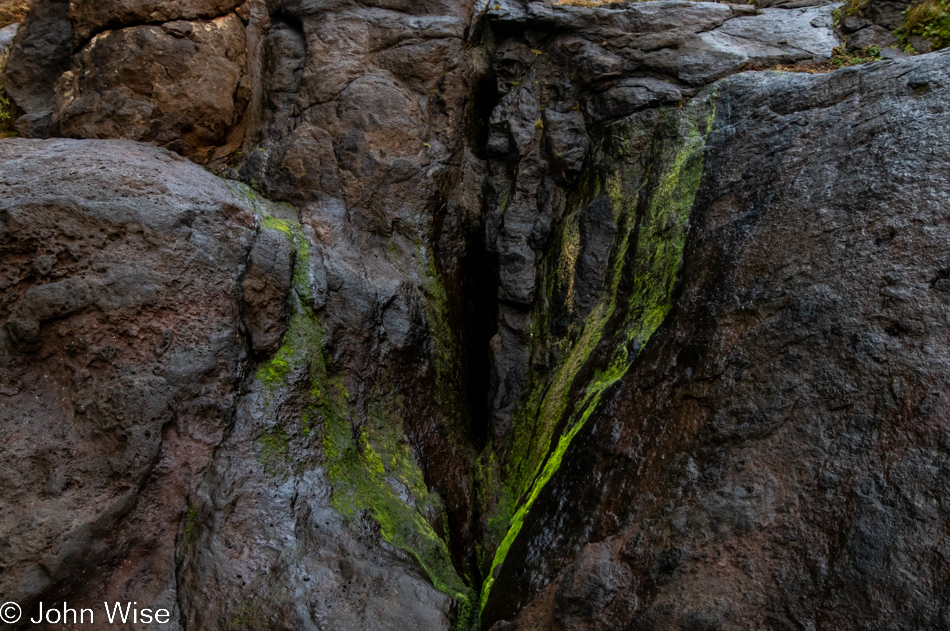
[2,0,251,157]
[54,12,250,163]
[2,0,950,630]
[68,0,245,41]
[0,139,256,624]
[0,0,72,137]
[482,49,950,630]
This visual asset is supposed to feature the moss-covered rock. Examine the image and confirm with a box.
[478,92,717,616]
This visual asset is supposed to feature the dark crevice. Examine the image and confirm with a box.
[418,47,504,602]
[471,71,500,161]
[460,225,499,453]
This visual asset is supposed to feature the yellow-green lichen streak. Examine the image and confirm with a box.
[479,96,717,615]
[243,198,474,630]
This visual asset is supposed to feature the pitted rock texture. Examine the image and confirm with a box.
[0,139,257,628]
[2,1,950,631]
[483,50,950,631]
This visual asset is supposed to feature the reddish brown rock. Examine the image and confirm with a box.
[0,138,257,625]
[53,13,249,163]
[68,0,245,42]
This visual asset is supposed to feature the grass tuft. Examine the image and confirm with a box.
[899,0,950,49]
[748,46,882,74]
[0,84,14,138]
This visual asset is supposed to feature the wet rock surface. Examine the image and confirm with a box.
[0,138,257,627]
[485,50,950,630]
[2,1,950,630]
[479,0,842,441]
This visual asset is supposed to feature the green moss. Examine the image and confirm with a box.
[499,188,512,215]
[262,215,296,235]
[257,425,290,475]
[829,45,882,67]
[478,95,717,614]
[321,378,475,629]
[898,0,950,49]
[421,248,455,407]
[178,503,200,562]
[256,346,293,388]
[301,411,311,436]
[247,208,473,628]
[840,0,871,16]
[226,180,297,221]
[416,245,470,452]
[0,77,17,138]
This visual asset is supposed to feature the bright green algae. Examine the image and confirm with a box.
[246,202,475,628]
[478,96,717,614]
[228,94,715,628]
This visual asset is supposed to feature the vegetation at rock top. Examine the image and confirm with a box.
[900,0,950,48]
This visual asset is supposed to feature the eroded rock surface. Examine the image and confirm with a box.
[2,1,950,630]
[68,0,246,41]
[0,0,72,137]
[54,12,250,163]
[0,138,256,626]
[479,0,842,443]
[484,50,950,631]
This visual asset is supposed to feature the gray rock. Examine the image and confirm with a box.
[542,109,589,186]
[846,24,899,51]
[908,34,934,54]
[842,14,872,32]
[671,5,842,83]
[241,226,296,358]
[0,22,17,61]
[0,138,257,626]
[585,76,687,122]
[880,45,911,59]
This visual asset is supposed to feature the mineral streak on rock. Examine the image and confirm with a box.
[1,0,950,630]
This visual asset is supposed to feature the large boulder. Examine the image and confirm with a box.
[1,0,250,160]
[54,13,250,163]
[0,138,257,625]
